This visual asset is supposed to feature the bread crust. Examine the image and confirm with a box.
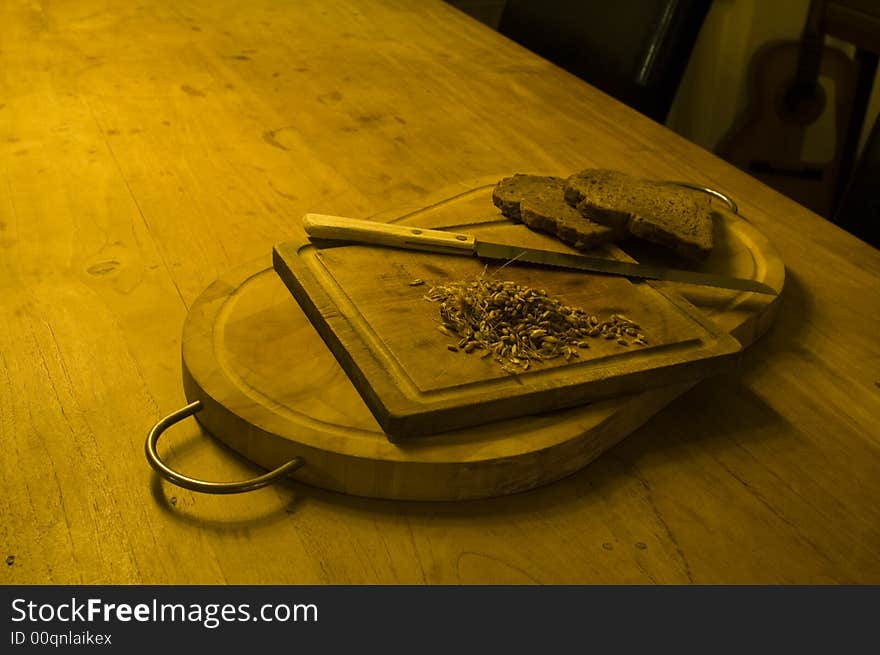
[493,174,624,250]
[565,169,714,260]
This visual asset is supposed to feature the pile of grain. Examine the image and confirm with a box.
[425,277,646,373]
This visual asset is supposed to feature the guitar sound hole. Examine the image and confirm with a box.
[779,82,826,124]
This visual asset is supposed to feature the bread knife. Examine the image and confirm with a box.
[302,213,777,295]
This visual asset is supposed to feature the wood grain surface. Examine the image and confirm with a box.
[1,0,879,584]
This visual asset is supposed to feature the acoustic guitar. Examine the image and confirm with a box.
[717,0,858,217]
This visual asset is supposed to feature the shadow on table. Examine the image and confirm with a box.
[148,435,302,533]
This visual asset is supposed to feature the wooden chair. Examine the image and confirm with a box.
[497,0,712,123]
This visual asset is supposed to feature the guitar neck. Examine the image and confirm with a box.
[793,0,826,90]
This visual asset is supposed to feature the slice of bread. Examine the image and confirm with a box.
[492,174,558,223]
[493,174,624,250]
[565,169,714,260]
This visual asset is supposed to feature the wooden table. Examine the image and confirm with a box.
[1,0,878,585]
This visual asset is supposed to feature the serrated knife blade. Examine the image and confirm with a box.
[302,213,777,296]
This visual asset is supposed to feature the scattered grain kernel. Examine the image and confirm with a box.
[425,276,648,374]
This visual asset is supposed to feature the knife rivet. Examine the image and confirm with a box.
[411,229,423,234]
[455,235,468,241]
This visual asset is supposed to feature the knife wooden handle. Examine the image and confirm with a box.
[302,214,476,255]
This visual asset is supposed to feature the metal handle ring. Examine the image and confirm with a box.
[665,181,739,215]
[145,400,305,494]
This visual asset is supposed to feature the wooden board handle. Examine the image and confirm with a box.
[302,213,476,255]
[145,401,305,493]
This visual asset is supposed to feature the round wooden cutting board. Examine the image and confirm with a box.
[179,176,785,500]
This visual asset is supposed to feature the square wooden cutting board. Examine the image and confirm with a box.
[273,219,742,439]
